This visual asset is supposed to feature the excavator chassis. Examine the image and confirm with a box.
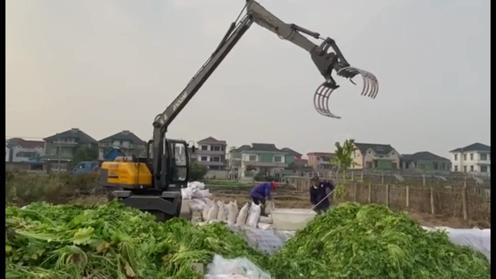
[99,168,182,221]
[112,190,182,221]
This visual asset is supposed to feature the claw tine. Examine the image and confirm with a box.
[372,79,379,99]
[366,76,374,98]
[363,73,371,97]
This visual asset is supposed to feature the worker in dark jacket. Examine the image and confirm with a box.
[310,176,335,214]
[250,181,277,216]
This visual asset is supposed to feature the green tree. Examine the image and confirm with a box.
[332,139,356,180]
[189,161,208,181]
[72,145,99,166]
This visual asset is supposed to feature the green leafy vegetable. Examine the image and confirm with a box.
[6,202,266,278]
[269,202,490,279]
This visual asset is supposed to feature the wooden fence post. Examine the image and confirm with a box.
[368,183,372,203]
[422,175,426,187]
[462,175,468,221]
[385,184,389,207]
[381,172,384,185]
[351,171,354,181]
[353,182,358,202]
[430,186,435,215]
[405,185,410,209]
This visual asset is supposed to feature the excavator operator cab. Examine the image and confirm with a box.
[166,140,189,187]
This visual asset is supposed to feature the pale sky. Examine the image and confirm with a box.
[6,0,490,158]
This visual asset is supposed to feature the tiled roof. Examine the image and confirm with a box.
[251,143,281,152]
[307,152,333,156]
[44,128,97,144]
[450,143,490,153]
[231,143,285,153]
[7,138,44,149]
[401,151,450,162]
[99,130,145,144]
[354,142,395,155]
[198,137,227,144]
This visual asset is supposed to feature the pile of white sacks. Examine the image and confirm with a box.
[182,181,273,229]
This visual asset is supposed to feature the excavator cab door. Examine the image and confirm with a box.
[166,140,189,188]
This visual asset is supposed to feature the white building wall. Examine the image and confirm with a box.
[451,151,490,174]
[11,146,44,162]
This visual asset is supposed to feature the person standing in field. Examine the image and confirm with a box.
[310,176,335,214]
[250,181,278,216]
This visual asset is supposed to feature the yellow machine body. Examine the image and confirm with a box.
[100,161,153,188]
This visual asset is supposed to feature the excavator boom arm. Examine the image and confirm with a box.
[150,0,377,190]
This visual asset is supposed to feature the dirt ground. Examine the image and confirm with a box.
[210,187,490,229]
[70,187,489,229]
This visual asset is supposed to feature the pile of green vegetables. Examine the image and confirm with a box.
[6,202,267,278]
[269,202,490,279]
[6,201,490,279]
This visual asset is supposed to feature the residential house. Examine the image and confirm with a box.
[400,151,451,172]
[98,130,146,160]
[307,152,335,172]
[6,138,45,162]
[352,142,400,170]
[195,137,227,170]
[229,143,294,179]
[281,148,302,161]
[450,143,490,175]
[43,128,98,171]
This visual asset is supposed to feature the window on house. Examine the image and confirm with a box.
[212,146,221,151]
[201,145,208,151]
[470,165,474,172]
[463,154,467,161]
[454,166,458,172]
[221,146,225,151]
[481,166,488,173]
[454,154,458,160]
[480,153,488,160]
[470,153,473,160]
[274,156,282,162]
[249,155,257,161]
[201,156,208,161]
[211,157,220,162]
[463,166,467,172]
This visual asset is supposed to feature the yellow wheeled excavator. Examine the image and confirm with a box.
[99,0,379,220]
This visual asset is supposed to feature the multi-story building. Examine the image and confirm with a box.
[6,138,45,162]
[400,151,451,172]
[43,128,98,171]
[98,130,146,160]
[306,152,335,172]
[195,137,227,170]
[450,143,490,175]
[229,143,298,179]
[352,142,400,170]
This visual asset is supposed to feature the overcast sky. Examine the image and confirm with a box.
[6,0,490,158]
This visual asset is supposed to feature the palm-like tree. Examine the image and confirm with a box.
[332,139,356,180]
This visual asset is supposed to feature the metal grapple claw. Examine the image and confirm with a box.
[313,83,341,119]
[337,66,379,99]
[313,66,378,119]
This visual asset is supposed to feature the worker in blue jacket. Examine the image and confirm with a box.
[310,176,335,214]
[250,181,278,216]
